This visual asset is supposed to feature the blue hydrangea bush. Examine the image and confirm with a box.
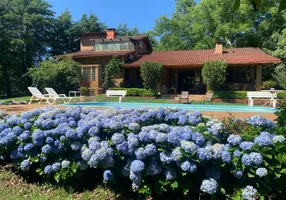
[0,107,285,199]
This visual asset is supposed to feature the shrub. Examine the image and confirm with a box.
[0,107,285,199]
[202,60,227,91]
[140,62,163,90]
[277,91,286,99]
[261,80,277,90]
[275,101,286,126]
[26,58,81,94]
[102,56,124,89]
[214,91,247,99]
[110,88,156,97]
[273,64,286,90]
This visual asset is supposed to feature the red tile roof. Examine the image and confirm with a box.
[56,50,136,58]
[125,48,280,67]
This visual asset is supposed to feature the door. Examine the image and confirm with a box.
[178,71,195,92]
[81,66,97,89]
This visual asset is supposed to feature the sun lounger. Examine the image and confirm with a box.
[28,87,50,104]
[44,87,75,104]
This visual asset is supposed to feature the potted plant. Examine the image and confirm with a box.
[79,86,90,102]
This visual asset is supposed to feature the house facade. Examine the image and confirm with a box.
[58,28,280,94]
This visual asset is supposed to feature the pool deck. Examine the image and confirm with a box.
[0,104,277,121]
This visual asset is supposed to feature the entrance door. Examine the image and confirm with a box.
[81,65,97,90]
[178,71,195,92]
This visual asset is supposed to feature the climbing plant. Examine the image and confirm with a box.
[102,56,124,89]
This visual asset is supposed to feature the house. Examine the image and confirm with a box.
[57,28,280,95]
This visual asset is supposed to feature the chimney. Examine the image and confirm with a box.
[215,42,223,55]
[106,28,116,39]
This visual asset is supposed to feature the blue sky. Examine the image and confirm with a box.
[47,0,199,32]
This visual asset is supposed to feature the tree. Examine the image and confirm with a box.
[202,60,227,91]
[233,0,286,12]
[26,58,81,94]
[102,56,124,89]
[49,9,78,56]
[273,64,286,89]
[140,62,163,90]
[0,0,54,96]
[73,14,106,34]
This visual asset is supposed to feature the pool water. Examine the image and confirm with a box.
[65,102,275,113]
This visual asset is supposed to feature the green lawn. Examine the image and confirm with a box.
[0,166,119,200]
[0,95,248,106]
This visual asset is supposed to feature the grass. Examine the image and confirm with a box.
[0,165,120,200]
[0,95,248,106]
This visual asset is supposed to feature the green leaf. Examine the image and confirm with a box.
[233,0,240,10]
[279,0,286,12]
[171,181,178,189]
[247,172,255,178]
[220,187,226,194]
[53,173,61,182]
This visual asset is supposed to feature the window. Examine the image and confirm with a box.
[81,66,96,82]
[95,41,133,51]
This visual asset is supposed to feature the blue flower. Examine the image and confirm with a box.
[158,123,170,133]
[111,133,125,145]
[144,144,157,156]
[116,141,133,155]
[135,148,146,160]
[41,144,52,154]
[12,126,22,135]
[233,170,243,178]
[250,152,263,166]
[242,186,258,200]
[160,151,173,163]
[179,160,197,173]
[52,162,61,171]
[181,140,197,154]
[88,126,100,136]
[32,129,44,146]
[71,141,82,151]
[18,131,31,141]
[171,147,183,161]
[240,141,254,150]
[20,159,30,171]
[233,150,241,158]
[127,133,139,149]
[164,167,176,180]
[192,132,205,145]
[241,154,252,166]
[130,160,145,173]
[197,146,213,161]
[138,131,152,143]
[23,143,34,152]
[254,133,272,146]
[61,160,70,168]
[132,182,140,191]
[155,132,168,143]
[221,151,231,163]
[227,134,242,145]
[200,178,218,194]
[46,137,54,144]
[256,168,268,177]
[102,170,114,183]
[44,165,53,174]
[248,116,275,127]
[128,123,140,131]
[129,171,142,184]
[39,156,47,163]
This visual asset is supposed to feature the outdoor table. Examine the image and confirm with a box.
[69,91,81,103]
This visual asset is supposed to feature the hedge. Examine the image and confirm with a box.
[214,91,247,99]
[0,107,286,199]
[277,91,286,99]
[110,88,156,97]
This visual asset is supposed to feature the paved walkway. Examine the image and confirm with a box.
[0,104,277,121]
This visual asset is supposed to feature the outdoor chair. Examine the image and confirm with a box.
[28,87,50,104]
[179,91,190,104]
[205,92,214,104]
[44,88,75,105]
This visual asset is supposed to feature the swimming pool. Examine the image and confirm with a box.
[65,102,276,113]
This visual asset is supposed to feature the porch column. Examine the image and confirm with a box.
[256,65,262,91]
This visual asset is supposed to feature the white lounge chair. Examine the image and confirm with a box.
[28,87,50,104]
[179,91,190,104]
[44,87,74,104]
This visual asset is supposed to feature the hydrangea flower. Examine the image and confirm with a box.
[233,170,243,178]
[197,146,213,161]
[128,123,140,131]
[44,165,53,174]
[192,132,205,145]
[160,152,173,163]
[181,140,197,154]
[241,154,252,166]
[88,126,100,136]
[61,160,70,168]
[164,167,176,180]
[242,186,257,200]
[20,159,30,171]
[23,143,34,152]
[130,160,145,173]
[171,147,183,162]
[227,134,242,146]
[256,168,268,177]
[144,144,157,156]
[46,137,54,144]
[103,170,113,182]
[135,147,146,160]
[179,160,197,173]
[240,141,254,150]
[272,135,286,144]
[155,132,168,143]
[254,133,272,146]
[249,152,263,166]
[32,129,44,146]
[233,150,241,158]
[147,159,162,175]
[221,151,231,163]
[52,162,61,171]
[71,141,82,151]
[200,178,218,194]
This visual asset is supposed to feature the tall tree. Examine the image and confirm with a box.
[49,9,78,56]
[0,0,54,96]
[73,13,106,33]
